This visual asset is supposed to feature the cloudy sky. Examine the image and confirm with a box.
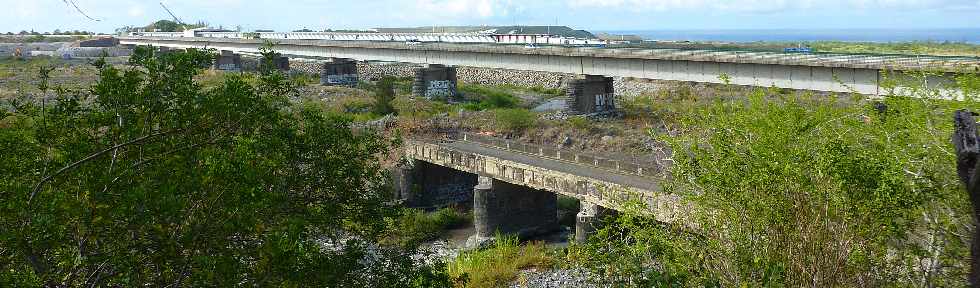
[4,0,979,33]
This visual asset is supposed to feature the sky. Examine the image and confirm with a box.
[3,0,979,33]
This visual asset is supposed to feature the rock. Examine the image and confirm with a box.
[600,135,614,143]
[561,136,573,147]
[464,235,495,250]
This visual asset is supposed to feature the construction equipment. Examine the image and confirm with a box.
[159,1,186,29]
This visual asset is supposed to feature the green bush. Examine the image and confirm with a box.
[0,47,452,287]
[572,72,980,287]
[372,77,397,115]
[459,84,519,110]
[493,108,536,132]
[387,207,471,246]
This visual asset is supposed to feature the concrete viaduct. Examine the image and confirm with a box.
[120,36,979,96]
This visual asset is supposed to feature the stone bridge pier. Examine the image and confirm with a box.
[321,58,358,87]
[215,50,242,71]
[412,64,458,101]
[565,75,616,115]
[469,176,559,246]
[575,202,612,242]
[394,159,478,209]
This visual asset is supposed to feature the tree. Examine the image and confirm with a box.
[148,20,183,32]
[0,47,451,287]
[372,77,397,115]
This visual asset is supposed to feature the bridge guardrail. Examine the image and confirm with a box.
[451,132,662,178]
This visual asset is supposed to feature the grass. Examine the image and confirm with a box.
[492,108,536,132]
[385,207,471,247]
[449,235,555,288]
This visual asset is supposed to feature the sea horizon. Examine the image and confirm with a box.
[600,28,980,44]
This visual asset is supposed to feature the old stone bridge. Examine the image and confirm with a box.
[398,133,687,243]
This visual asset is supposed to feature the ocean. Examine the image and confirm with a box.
[601,29,980,44]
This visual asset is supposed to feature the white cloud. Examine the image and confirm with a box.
[412,0,516,19]
[127,5,145,17]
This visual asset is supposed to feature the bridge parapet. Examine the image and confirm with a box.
[404,138,689,224]
[456,132,663,178]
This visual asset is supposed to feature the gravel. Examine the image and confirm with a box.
[511,268,606,288]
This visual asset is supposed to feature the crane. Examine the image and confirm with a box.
[159,1,184,26]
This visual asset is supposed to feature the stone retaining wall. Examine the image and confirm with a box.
[286,59,668,98]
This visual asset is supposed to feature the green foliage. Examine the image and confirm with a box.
[373,77,398,115]
[573,72,980,286]
[386,207,471,246]
[0,46,450,287]
[566,117,593,131]
[145,20,205,32]
[26,34,45,43]
[449,235,554,288]
[290,72,317,86]
[492,108,536,132]
[459,84,520,111]
[807,41,980,56]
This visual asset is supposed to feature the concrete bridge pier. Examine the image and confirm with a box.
[215,50,242,71]
[320,58,358,87]
[469,176,559,247]
[412,64,458,101]
[565,75,616,115]
[575,202,611,242]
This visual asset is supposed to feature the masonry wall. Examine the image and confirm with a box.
[288,59,667,98]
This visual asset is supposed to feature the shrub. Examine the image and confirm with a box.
[493,108,536,132]
[566,117,593,131]
[459,84,519,110]
[290,72,317,86]
[387,207,471,246]
[448,235,554,288]
[0,47,452,287]
[573,72,980,287]
[372,77,397,115]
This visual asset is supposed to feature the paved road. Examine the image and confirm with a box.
[436,140,662,192]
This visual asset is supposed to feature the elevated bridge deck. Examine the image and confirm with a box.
[121,36,977,95]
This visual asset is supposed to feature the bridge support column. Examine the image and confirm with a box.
[320,58,358,87]
[271,56,290,72]
[412,64,457,101]
[215,50,242,71]
[469,176,558,247]
[575,202,610,242]
[565,75,615,115]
